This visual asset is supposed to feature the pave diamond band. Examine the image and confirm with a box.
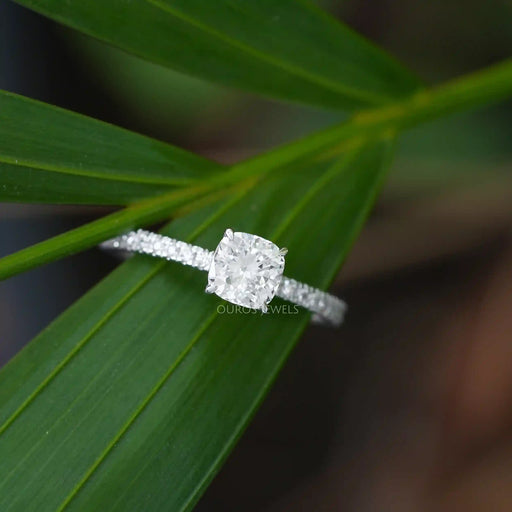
[101,229,346,327]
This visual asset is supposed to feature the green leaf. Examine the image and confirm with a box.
[0,184,224,280]
[0,90,223,205]
[13,0,421,110]
[0,138,392,511]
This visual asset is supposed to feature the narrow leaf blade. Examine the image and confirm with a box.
[13,0,421,110]
[0,90,222,205]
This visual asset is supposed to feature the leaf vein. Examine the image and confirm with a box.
[0,156,200,186]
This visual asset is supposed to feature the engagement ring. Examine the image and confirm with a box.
[101,229,346,327]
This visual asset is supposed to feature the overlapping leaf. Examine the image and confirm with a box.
[0,139,392,511]
[3,58,512,208]
[13,0,420,110]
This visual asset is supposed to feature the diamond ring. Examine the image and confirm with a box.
[101,229,346,327]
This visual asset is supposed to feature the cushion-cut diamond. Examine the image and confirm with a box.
[207,231,285,310]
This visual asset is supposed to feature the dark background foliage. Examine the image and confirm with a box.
[1,1,512,509]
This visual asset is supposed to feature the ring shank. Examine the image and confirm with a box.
[101,230,213,271]
[276,277,346,326]
[101,230,346,326]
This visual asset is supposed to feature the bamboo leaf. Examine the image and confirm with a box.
[0,138,392,512]
[13,0,421,110]
[0,90,223,205]
[0,185,217,280]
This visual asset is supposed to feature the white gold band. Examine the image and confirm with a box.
[101,229,346,327]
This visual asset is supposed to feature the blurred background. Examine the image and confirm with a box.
[1,0,512,510]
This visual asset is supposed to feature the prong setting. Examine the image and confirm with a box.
[279,247,288,256]
[207,231,285,310]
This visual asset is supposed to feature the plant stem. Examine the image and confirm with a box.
[220,59,512,182]
[1,60,511,281]
[0,187,206,280]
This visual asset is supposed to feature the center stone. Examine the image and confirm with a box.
[207,231,285,310]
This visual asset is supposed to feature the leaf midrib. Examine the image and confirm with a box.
[0,265,163,439]
[0,285,182,502]
[0,156,201,186]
